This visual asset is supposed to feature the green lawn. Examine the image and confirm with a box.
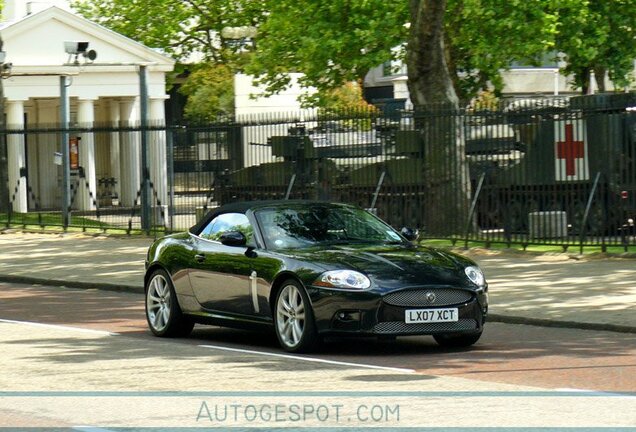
[420,238,636,256]
[0,212,168,236]
[2,212,634,256]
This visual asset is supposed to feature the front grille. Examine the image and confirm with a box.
[372,319,478,335]
[383,288,473,307]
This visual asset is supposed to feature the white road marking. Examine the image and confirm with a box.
[1,317,414,373]
[556,388,636,398]
[199,343,416,373]
[73,427,118,432]
[0,318,119,336]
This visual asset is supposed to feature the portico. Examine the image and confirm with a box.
[0,5,174,213]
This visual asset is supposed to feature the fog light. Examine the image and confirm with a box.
[338,311,360,321]
[332,310,361,331]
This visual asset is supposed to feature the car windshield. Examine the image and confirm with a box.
[255,205,405,250]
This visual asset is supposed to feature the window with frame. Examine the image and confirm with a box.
[199,212,254,244]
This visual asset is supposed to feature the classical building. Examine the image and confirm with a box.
[1,1,174,213]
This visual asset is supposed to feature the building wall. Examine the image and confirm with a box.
[234,73,317,167]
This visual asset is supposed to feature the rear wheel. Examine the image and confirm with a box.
[433,331,482,348]
[274,279,318,353]
[145,269,194,337]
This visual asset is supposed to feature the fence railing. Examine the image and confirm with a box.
[0,94,634,251]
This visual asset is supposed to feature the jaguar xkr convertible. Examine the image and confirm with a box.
[144,200,489,352]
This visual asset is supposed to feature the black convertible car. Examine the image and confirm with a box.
[144,200,488,352]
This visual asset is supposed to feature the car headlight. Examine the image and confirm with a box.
[314,270,371,290]
[465,266,485,287]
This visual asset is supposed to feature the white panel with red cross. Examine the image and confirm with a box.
[554,119,590,182]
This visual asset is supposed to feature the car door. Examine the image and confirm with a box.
[188,212,263,317]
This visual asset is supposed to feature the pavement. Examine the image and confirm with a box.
[0,230,634,333]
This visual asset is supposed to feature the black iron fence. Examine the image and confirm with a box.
[1,93,635,251]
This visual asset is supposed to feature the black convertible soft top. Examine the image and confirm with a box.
[188,199,346,235]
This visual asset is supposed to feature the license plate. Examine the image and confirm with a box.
[405,308,459,324]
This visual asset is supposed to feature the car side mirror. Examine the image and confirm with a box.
[219,231,247,247]
[400,227,419,241]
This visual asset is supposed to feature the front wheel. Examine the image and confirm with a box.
[145,269,194,337]
[274,280,318,353]
[433,331,482,348]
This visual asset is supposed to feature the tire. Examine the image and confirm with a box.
[506,199,526,233]
[274,279,318,353]
[433,331,482,348]
[145,269,194,338]
[571,198,605,236]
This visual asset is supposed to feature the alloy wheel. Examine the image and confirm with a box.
[276,284,306,348]
[146,273,172,333]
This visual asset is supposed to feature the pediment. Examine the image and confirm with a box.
[1,6,174,68]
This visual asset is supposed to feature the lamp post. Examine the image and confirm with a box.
[0,39,9,214]
[60,75,71,227]
[139,64,150,232]
[554,52,566,97]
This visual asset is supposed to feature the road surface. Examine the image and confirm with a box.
[1,282,635,429]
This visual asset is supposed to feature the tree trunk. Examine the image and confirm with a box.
[406,0,457,107]
[405,0,471,236]
[593,66,607,93]
[578,67,591,95]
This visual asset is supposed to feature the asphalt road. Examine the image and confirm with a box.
[2,281,636,429]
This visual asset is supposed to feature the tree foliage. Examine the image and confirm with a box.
[74,0,636,106]
[247,0,562,102]
[246,0,409,102]
[554,0,636,92]
[73,0,266,63]
[445,0,560,101]
[179,64,234,122]
[319,82,378,112]
[249,0,635,101]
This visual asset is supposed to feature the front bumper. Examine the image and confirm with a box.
[309,286,488,336]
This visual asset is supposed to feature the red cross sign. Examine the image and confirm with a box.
[557,124,585,176]
[554,120,589,181]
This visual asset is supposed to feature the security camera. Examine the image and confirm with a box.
[64,41,89,55]
[64,41,98,65]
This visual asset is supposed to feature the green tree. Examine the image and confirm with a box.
[73,0,266,63]
[179,63,234,122]
[317,82,378,114]
[246,0,408,102]
[247,0,562,104]
[74,0,265,120]
[445,0,560,101]
[554,0,636,93]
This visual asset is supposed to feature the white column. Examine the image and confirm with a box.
[77,99,97,211]
[119,97,141,207]
[6,100,27,213]
[109,99,122,203]
[149,97,168,208]
[35,100,60,209]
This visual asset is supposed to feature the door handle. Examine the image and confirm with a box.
[194,254,206,263]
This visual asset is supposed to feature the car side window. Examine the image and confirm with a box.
[199,213,254,245]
